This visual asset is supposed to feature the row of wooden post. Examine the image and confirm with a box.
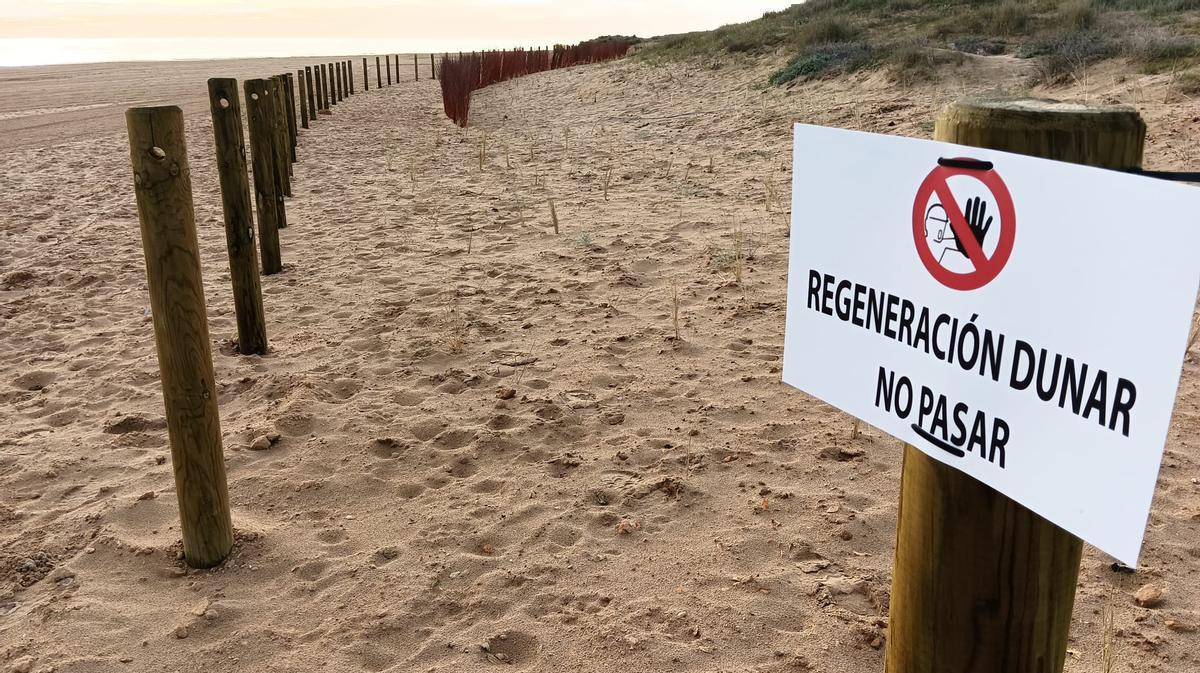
[126,51,442,568]
[123,55,381,569]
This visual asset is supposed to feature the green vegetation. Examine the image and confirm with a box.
[639,0,1200,87]
[768,42,876,84]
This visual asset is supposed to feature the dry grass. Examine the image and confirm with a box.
[764,163,781,213]
[671,279,682,341]
[1101,586,1119,673]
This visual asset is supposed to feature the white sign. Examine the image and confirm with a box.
[782,124,1200,565]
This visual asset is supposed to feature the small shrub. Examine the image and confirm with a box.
[1057,1,1099,31]
[952,35,1008,55]
[1175,71,1200,95]
[890,43,967,85]
[1094,0,1200,12]
[983,1,1033,36]
[799,16,859,47]
[931,9,984,39]
[1024,31,1118,84]
[1124,26,1200,71]
[769,42,876,86]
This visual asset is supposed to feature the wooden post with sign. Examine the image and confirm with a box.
[124,105,235,569]
[885,97,1146,673]
[206,78,268,356]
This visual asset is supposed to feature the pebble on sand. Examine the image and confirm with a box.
[1135,583,1165,608]
[249,433,280,451]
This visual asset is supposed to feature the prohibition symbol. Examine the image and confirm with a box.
[912,159,1016,291]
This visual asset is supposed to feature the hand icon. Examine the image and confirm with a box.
[954,196,993,257]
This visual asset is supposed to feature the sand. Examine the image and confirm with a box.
[2,50,1200,673]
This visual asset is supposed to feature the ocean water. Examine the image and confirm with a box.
[0,37,543,67]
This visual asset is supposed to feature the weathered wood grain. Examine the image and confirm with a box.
[125,105,234,569]
[886,96,1146,673]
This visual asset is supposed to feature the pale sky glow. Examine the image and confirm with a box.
[0,0,795,66]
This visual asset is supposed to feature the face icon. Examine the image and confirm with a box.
[924,203,957,263]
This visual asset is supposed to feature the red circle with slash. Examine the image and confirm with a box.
[912,160,1016,291]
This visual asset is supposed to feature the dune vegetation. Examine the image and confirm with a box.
[640,0,1200,87]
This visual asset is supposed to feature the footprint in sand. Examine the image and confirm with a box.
[482,630,540,667]
[13,370,57,391]
[315,528,349,544]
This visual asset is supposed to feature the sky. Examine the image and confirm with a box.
[0,0,794,66]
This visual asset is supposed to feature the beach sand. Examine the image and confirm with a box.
[2,51,1200,672]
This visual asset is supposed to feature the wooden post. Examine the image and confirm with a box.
[386,55,392,85]
[394,53,400,83]
[321,65,331,109]
[414,53,419,81]
[312,65,321,112]
[348,59,355,95]
[297,70,309,130]
[268,77,292,199]
[885,97,1146,673]
[264,78,290,222]
[124,105,235,569]
[317,63,326,110]
[322,63,330,108]
[363,57,369,91]
[328,62,336,104]
[283,74,297,162]
[305,66,316,119]
[206,79,268,356]
[430,53,436,80]
[243,80,284,274]
[376,56,382,88]
[338,61,345,100]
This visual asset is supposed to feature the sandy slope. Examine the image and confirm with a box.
[2,50,1200,673]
